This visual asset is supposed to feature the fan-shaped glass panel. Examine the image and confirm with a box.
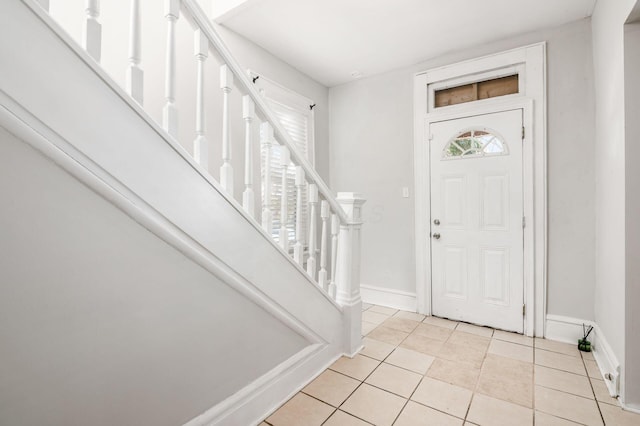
[443,129,508,160]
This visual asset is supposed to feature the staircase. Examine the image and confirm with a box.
[0,1,364,425]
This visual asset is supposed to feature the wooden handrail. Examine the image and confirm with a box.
[182,0,351,225]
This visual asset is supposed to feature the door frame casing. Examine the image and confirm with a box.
[413,43,547,337]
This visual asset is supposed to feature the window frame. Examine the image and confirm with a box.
[249,70,315,167]
[249,70,316,248]
[442,127,509,160]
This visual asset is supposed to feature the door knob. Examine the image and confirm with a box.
[433,233,441,240]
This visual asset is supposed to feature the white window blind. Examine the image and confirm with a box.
[254,73,314,247]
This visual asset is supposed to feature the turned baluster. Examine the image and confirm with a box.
[193,29,208,168]
[220,64,234,194]
[126,0,143,105]
[293,166,305,265]
[307,184,318,279]
[260,123,274,235]
[328,213,339,299]
[83,0,102,62]
[318,200,330,291]
[242,96,255,217]
[279,147,290,252]
[163,0,180,137]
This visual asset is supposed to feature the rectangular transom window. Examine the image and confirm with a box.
[435,74,519,108]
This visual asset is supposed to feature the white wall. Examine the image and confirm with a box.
[591,0,636,405]
[329,19,597,320]
[624,5,640,409]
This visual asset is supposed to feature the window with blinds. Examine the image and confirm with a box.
[255,73,315,248]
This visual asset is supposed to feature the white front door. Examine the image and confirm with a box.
[430,109,524,332]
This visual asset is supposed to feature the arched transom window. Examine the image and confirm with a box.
[442,129,508,159]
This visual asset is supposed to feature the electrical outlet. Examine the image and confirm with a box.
[402,187,409,198]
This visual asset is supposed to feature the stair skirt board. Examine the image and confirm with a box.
[184,343,342,426]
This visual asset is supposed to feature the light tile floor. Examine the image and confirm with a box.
[262,305,640,425]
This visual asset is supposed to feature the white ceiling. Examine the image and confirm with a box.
[214,0,596,87]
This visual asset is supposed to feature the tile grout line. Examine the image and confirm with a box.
[390,319,460,425]
[392,316,459,423]
[534,364,590,376]
[269,308,542,425]
[271,306,635,426]
[315,375,373,425]
[464,393,477,424]
[330,356,385,425]
[303,392,339,426]
[364,313,464,425]
[533,344,592,377]
[383,317,474,423]
[463,322,493,425]
[326,321,406,426]
[390,375,423,425]
[534,383,603,401]
[375,315,422,425]
[269,305,386,426]
[393,317,484,424]
[399,394,470,423]
[267,308,379,426]
[378,314,544,424]
[533,339,606,426]
[581,351,607,425]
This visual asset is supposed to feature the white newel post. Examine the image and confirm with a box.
[279,147,290,252]
[335,192,366,356]
[318,200,329,290]
[83,0,102,62]
[328,213,339,299]
[307,184,318,279]
[293,166,305,265]
[260,122,274,235]
[163,0,179,137]
[220,64,234,194]
[126,0,143,105]
[193,29,208,169]
[242,96,255,217]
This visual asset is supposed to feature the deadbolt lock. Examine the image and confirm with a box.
[434,219,440,225]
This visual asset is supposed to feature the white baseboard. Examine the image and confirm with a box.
[184,343,342,426]
[545,314,593,344]
[545,314,620,397]
[591,323,621,398]
[361,284,417,312]
[621,402,640,414]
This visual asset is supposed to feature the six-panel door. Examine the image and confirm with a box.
[430,109,524,333]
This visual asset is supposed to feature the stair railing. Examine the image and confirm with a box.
[31,0,364,354]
